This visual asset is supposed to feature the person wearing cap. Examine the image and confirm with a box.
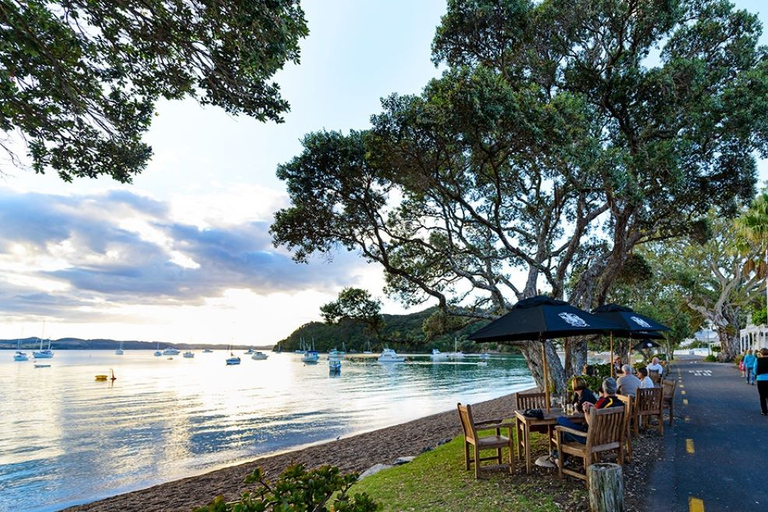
[617,364,641,396]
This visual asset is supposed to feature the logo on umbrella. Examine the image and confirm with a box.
[558,312,589,327]
[630,316,652,328]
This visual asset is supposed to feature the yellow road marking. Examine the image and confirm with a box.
[685,416,690,423]
[689,497,705,512]
[680,384,685,388]
[686,439,695,454]
[683,399,689,405]
[681,390,686,395]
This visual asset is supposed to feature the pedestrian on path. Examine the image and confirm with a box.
[754,348,768,416]
[744,349,757,385]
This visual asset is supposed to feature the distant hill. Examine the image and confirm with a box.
[0,337,266,351]
[276,307,515,354]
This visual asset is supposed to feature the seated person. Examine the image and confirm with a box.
[570,376,597,413]
[647,357,664,377]
[617,364,641,396]
[552,377,623,463]
[637,367,655,388]
[613,356,624,376]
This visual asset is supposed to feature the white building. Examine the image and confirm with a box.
[739,323,768,352]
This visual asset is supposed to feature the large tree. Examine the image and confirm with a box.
[272,0,768,392]
[0,0,308,182]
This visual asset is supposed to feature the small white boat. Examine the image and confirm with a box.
[183,351,195,358]
[378,348,405,363]
[14,351,29,362]
[251,351,268,360]
[162,347,180,356]
[115,341,124,355]
[477,361,488,367]
[33,338,54,359]
[327,348,344,360]
[226,354,241,365]
[301,350,319,363]
[329,359,341,373]
[202,349,213,353]
[430,348,448,361]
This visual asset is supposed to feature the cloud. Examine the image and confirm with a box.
[0,188,370,323]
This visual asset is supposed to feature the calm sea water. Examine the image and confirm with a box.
[0,350,533,512]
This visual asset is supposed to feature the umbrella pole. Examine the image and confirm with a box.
[541,338,550,413]
[610,332,614,378]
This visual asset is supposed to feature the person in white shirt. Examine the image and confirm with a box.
[647,357,664,376]
[637,367,655,388]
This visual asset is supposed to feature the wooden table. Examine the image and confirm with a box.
[514,408,585,474]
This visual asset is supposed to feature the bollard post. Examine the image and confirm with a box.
[588,463,623,512]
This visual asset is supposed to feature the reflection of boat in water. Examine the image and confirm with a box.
[251,351,268,360]
[430,348,448,361]
[183,351,195,358]
[378,348,405,363]
[329,359,341,374]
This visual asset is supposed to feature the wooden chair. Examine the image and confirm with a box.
[514,392,549,458]
[553,406,626,488]
[457,403,515,478]
[635,387,664,435]
[649,370,661,385]
[662,379,677,426]
[616,394,634,462]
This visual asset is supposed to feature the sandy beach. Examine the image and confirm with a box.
[63,392,519,512]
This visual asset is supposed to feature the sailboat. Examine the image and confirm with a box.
[14,337,29,362]
[363,340,373,354]
[32,337,54,359]
[225,345,241,365]
[115,340,124,355]
[301,338,319,363]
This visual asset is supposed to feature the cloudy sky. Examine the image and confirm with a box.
[1,0,767,345]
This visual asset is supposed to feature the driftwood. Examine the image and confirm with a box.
[588,463,623,512]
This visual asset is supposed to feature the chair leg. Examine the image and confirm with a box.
[474,445,481,479]
[464,441,470,470]
[669,404,674,426]
[658,412,664,435]
[508,440,515,474]
[555,433,563,479]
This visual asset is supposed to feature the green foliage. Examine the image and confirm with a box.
[352,435,583,511]
[752,308,767,326]
[194,464,378,512]
[704,354,718,362]
[1,0,308,182]
[321,288,384,335]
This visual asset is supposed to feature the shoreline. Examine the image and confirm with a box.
[62,391,523,512]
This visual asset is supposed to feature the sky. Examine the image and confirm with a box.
[1,0,767,346]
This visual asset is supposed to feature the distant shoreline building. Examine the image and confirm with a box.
[739,322,768,352]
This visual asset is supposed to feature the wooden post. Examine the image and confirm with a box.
[541,338,550,413]
[588,463,623,512]
[610,333,614,378]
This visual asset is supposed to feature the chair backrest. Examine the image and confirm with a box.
[662,379,677,400]
[457,403,477,443]
[649,370,661,384]
[616,394,633,413]
[636,386,663,414]
[587,407,626,451]
[516,392,546,410]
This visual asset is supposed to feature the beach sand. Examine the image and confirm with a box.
[63,392,519,512]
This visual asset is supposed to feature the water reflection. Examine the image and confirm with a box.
[0,351,532,512]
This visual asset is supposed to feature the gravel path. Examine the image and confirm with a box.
[63,393,519,512]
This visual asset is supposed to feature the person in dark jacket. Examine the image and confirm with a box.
[571,376,598,413]
[753,347,768,415]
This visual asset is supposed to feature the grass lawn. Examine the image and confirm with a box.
[351,431,589,512]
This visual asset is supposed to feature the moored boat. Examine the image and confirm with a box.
[378,348,405,363]
[226,353,241,365]
[329,359,341,374]
[251,351,268,360]
[14,351,29,362]
[162,347,180,356]
[183,351,195,358]
[430,348,448,361]
[301,350,319,363]
[33,338,54,359]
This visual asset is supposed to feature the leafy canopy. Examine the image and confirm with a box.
[0,0,308,182]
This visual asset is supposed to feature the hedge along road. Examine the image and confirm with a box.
[644,355,768,512]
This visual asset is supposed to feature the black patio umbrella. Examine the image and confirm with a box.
[469,296,625,411]
[631,339,662,352]
[591,304,669,377]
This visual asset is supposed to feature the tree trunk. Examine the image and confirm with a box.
[588,463,624,512]
[517,340,566,395]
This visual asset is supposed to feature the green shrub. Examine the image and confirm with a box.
[704,354,717,362]
[194,464,379,512]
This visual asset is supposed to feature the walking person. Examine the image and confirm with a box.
[754,348,768,416]
[744,349,757,385]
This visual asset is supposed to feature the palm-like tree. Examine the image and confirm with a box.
[736,193,768,315]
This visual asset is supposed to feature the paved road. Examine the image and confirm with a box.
[645,356,768,512]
